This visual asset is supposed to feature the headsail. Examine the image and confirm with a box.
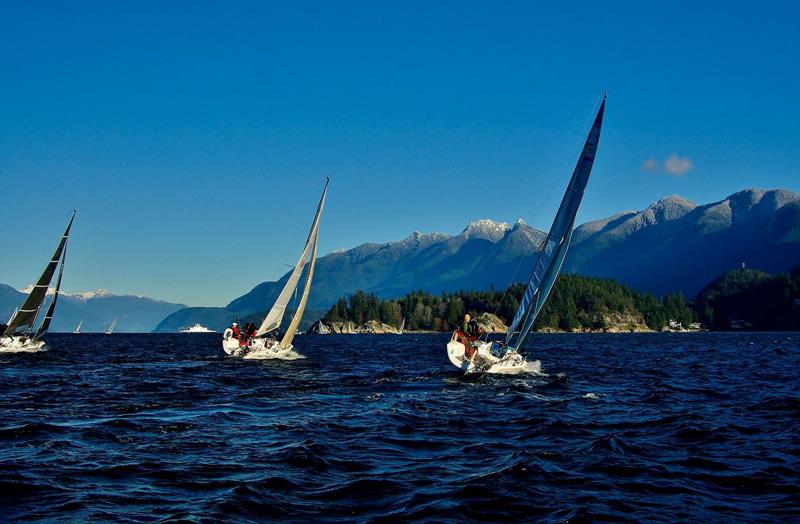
[256,178,329,337]
[33,245,67,341]
[505,97,606,349]
[3,211,75,337]
[279,227,319,348]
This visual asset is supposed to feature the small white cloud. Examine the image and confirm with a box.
[641,158,659,173]
[663,154,694,177]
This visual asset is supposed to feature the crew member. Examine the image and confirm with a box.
[456,314,481,360]
[231,322,244,346]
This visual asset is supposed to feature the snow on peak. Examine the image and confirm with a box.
[68,289,113,301]
[461,219,510,241]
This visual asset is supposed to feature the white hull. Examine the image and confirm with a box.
[446,335,538,375]
[0,336,46,353]
[222,330,302,360]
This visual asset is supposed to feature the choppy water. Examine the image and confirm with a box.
[1,332,798,522]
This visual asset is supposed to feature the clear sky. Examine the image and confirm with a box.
[1,1,798,306]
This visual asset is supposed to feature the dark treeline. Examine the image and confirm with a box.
[322,274,696,332]
[323,265,800,332]
[694,266,800,330]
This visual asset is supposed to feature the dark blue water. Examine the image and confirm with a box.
[1,333,798,522]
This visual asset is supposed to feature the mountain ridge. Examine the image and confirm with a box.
[154,187,799,332]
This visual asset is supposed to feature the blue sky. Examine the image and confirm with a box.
[1,1,798,306]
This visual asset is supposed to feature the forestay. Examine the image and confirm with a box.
[255,178,329,337]
[3,211,75,337]
[505,97,606,350]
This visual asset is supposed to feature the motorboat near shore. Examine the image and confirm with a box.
[180,324,214,333]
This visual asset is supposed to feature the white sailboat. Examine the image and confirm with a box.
[398,317,405,334]
[447,97,606,374]
[1,211,76,353]
[222,179,329,359]
[73,319,83,334]
[105,317,117,335]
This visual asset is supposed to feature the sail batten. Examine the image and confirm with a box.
[505,98,605,349]
[256,179,329,337]
[3,211,75,337]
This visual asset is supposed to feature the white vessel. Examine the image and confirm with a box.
[180,324,213,333]
[222,178,329,359]
[73,319,83,334]
[105,317,117,335]
[1,212,76,353]
[447,97,606,375]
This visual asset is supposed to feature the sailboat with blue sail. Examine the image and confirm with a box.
[446,97,606,374]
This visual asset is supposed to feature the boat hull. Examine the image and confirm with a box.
[0,336,46,353]
[222,331,301,360]
[446,333,529,375]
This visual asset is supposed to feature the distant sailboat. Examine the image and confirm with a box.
[105,317,117,335]
[222,179,329,359]
[1,211,76,353]
[398,317,405,334]
[310,320,330,334]
[447,97,606,374]
[73,319,83,334]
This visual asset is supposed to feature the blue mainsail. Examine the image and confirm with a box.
[505,97,606,349]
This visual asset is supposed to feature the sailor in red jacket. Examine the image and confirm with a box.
[231,322,244,346]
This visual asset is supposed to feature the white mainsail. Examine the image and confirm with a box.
[74,319,83,334]
[279,228,319,348]
[255,179,329,337]
[105,317,117,334]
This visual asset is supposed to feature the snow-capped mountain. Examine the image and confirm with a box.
[0,286,186,333]
[155,188,800,332]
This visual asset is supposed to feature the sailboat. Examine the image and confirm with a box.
[73,319,83,334]
[105,317,117,335]
[447,97,606,374]
[1,211,76,352]
[222,178,329,359]
[398,317,405,334]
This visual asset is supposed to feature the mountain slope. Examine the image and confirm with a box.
[222,188,799,318]
[0,285,186,333]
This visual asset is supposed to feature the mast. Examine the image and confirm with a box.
[4,211,75,337]
[256,178,329,337]
[505,97,606,349]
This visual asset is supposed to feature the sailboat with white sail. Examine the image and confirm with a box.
[105,317,117,335]
[73,319,83,334]
[1,211,76,353]
[222,178,329,359]
[447,97,606,374]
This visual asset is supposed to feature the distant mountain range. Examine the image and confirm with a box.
[154,188,799,332]
[0,286,186,333]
